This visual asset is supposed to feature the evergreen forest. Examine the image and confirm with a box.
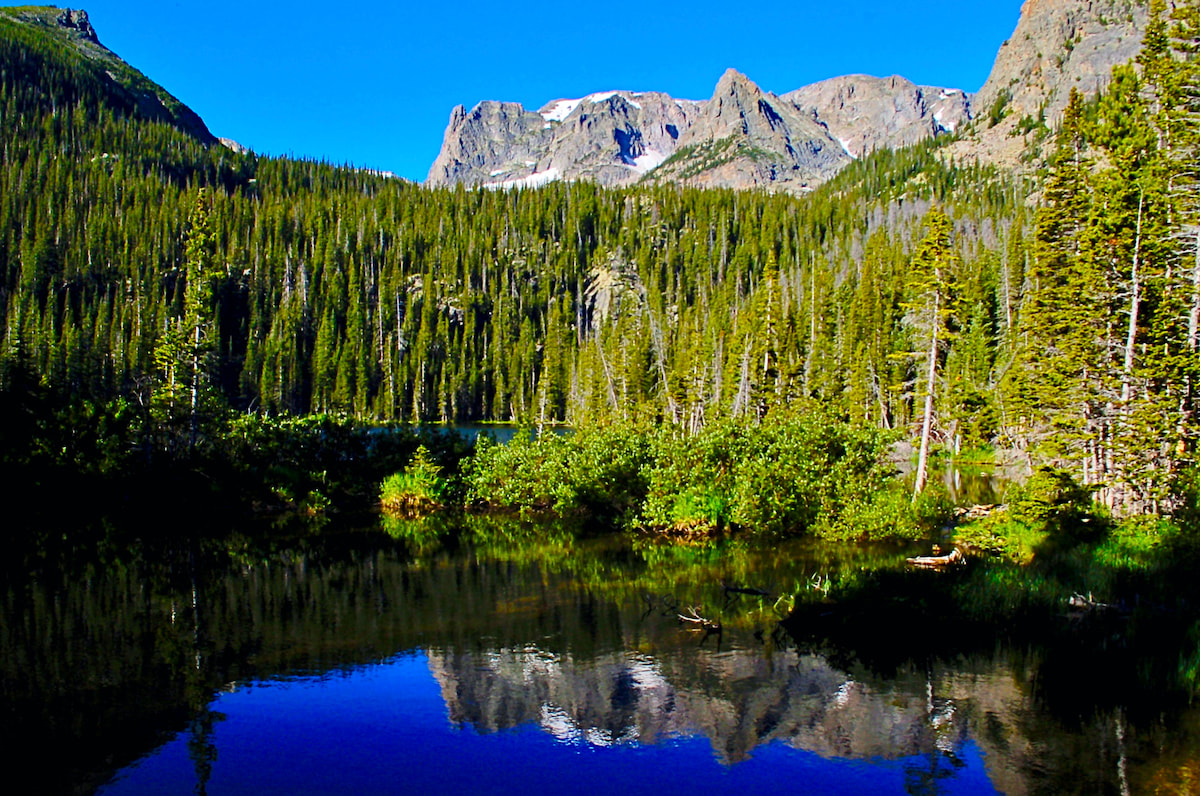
[4,2,1200,522]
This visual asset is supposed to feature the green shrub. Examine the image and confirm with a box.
[955,469,1105,563]
[955,511,1047,563]
[464,428,651,516]
[381,445,447,515]
[821,483,923,541]
[464,431,569,510]
[463,415,903,538]
[640,422,751,531]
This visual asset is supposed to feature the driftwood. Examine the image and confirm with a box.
[677,606,721,632]
[641,594,681,620]
[1067,592,1115,612]
[906,547,966,569]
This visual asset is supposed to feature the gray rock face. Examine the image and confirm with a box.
[220,137,251,155]
[56,9,98,43]
[649,68,851,192]
[428,91,699,189]
[784,75,971,159]
[428,0,1151,191]
[427,69,968,193]
[975,0,1147,125]
[945,0,1149,174]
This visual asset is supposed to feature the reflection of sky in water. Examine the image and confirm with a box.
[99,652,999,795]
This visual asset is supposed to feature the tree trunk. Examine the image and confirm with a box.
[1120,191,1144,411]
[913,291,940,500]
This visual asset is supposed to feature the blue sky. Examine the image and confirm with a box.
[73,1,1024,181]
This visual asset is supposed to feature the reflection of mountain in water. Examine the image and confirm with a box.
[428,645,963,765]
[429,643,1128,795]
[5,523,1197,795]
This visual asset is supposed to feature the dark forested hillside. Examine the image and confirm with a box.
[2,1,1199,515]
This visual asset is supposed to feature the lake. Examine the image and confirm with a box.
[3,514,1197,795]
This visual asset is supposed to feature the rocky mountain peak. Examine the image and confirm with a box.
[0,5,217,145]
[56,8,97,43]
[426,0,1149,192]
[427,65,969,194]
[785,75,971,159]
[713,67,756,95]
[976,0,1147,123]
[706,68,773,136]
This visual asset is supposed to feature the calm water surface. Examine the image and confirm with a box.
[3,515,1196,795]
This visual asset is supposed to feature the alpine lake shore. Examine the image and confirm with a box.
[7,410,1200,794]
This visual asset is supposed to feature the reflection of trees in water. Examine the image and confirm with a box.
[2,522,1197,793]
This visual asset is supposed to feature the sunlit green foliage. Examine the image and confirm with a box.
[463,416,913,538]
[380,445,447,515]
[955,467,1103,562]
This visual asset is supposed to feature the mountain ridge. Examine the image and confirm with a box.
[428,0,1149,192]
[427,67,968,194]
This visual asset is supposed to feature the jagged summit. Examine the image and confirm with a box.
[648,68,851,192]
[427,67,965,194]
[54,8,97,42]
[784,75,971,159]
[428,0,1151,192]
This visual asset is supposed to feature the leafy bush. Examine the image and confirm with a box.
[822,483,923,541]
[729,416,895,536]
[640,422,751,531]
[955,511,1048,563]
[459,415,929,539]
[955,468,1105,563]
[464,428,650,517]
[381,445,448,515]
[465,431,574,511]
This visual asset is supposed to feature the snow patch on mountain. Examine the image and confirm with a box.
[483,168,561,190]
[626,150,668,173]
[541,99,582,122]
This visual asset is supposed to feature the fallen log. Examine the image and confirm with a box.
[906,547,965,568]
[677,606,721,632]
[1067,592,1115,612]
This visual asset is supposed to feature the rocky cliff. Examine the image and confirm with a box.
[645,68,854,192]
[976,0,1147,123]
[784,75,971,159]
[428,68,968,194]
[948,0,1148,170]
[430,0,1151,192]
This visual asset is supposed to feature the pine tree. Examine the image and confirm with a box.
[908,208,958,498]
[152,189,219,451]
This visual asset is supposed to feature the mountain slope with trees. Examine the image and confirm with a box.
[1,1,1198,519]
